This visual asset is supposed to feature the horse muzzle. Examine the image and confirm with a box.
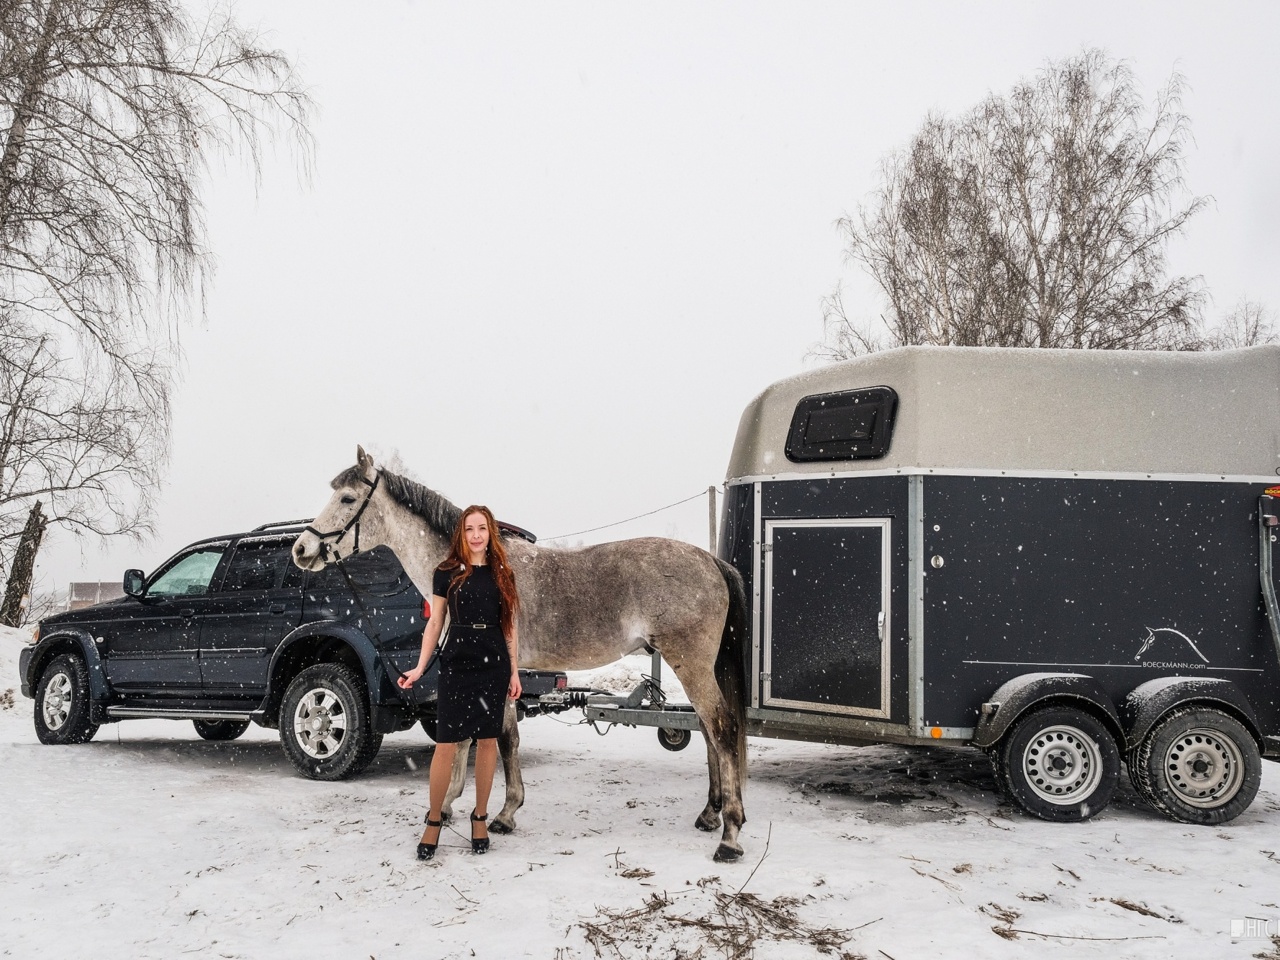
[291,531,330,571]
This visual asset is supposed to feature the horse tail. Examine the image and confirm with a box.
[713,556,749,788]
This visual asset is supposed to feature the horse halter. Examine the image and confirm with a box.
[303,470,380,562]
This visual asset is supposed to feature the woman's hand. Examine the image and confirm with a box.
[398,665,425,689]
[507,671,522,701]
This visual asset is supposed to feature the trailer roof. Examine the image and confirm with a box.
[726,345,1280,481]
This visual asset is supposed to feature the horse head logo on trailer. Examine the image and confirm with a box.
[1133,627,1210,666]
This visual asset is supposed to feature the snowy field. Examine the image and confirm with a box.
[3,626,1280,959]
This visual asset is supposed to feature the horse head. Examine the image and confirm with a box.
[292,444,389,571]
[1133,627,1156,661]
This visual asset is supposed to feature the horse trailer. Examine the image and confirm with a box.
[587,345,1280,825]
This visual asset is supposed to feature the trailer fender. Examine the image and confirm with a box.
[972,673,1122,750]
[1120,677,1263,753]
[23,629,111,705]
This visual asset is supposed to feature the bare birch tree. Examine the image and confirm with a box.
[1200,300,1278,350]
[817,50,1206,358]
[0,0,312,589]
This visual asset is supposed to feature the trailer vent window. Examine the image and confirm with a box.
[785,386,898,462]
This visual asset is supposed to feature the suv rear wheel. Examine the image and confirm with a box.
[279,663,382,780]
[193,719,250,741]
[34,654,99,745]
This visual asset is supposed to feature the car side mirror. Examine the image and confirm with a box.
[123,569,145,599]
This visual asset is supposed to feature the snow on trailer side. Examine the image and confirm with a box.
[708,345,1280,825]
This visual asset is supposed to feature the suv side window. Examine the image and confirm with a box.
[221,538,295,592]
[147,548,225,598]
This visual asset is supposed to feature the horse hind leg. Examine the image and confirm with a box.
[663,651,746,862]
[492,699,525,834]
[695,735,724,832]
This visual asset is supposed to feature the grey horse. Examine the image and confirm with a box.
[291,447,749,861]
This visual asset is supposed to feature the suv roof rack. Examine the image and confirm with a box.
[251,518,314,532]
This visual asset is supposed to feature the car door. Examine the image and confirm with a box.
[197,536,306,697]
[100,545,228,695]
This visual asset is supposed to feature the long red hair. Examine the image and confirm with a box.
[436,504,520,637]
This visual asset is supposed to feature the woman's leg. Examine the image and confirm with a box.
[423,742,458,843]
[472,737,498,839]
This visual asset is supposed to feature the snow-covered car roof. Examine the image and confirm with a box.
[726,344,1280,481]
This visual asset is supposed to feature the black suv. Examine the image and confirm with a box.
[18,522,567,780]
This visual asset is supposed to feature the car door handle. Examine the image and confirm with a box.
[180,608,195,618]
[269,603,286,615]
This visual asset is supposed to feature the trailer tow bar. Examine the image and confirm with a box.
[575,649,702,750]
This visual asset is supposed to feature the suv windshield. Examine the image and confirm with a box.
[147,548,224,598]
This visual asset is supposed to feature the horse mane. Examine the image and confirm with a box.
[331,466,462,538]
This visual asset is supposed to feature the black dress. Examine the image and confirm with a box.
[432,564,511,742]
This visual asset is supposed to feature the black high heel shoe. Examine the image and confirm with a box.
[470,811,489,855]
[417,815,443,861]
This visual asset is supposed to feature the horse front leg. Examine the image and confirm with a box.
[491,699,524,833]
[442,738,471,823]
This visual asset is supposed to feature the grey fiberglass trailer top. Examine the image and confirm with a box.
[594,345,1280,825]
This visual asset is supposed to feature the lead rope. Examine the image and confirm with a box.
[331,555,419,682]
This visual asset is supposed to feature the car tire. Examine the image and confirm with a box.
[193,719,250,741]
[996,705,1120,822]
[420,716,438,742]
[279,663,382,781]
[1131,706,1261,826]
[34,653,100,745]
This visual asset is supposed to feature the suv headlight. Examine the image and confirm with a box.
[29,626,39,645]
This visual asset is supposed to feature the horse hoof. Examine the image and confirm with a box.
[695,813,721,832]
[490,819,515,835]
[713,843,743,862]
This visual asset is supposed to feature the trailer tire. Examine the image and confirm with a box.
[996,706,1119,822]
[657,727,692,752]
[279,663,382,781]
[1131,707,1261,825]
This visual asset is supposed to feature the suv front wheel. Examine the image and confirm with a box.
[279,663,382,780]
[34,653,100,745]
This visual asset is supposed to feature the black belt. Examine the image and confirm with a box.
[457,623,497,630]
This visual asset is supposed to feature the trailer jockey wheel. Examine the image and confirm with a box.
[658,727,692,752]
[1130,706,1262,826]
[996,706,1120,822]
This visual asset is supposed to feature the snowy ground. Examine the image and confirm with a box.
[4,626,1280,959]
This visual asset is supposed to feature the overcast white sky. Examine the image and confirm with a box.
[35,0,1280,591]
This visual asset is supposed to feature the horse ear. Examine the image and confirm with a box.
[356,444,374,476]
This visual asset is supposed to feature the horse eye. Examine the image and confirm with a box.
[340,495,356,505]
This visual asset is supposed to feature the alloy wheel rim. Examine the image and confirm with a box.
[292,687,349,759]
[1163,727,1244,808]
[42,673,73,730]
[1021,724,1103,805]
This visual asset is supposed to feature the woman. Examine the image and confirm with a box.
[398,505,521,860]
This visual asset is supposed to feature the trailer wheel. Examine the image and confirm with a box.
[657,727,692,752]
[1131,707,1261,826]
[996,706,1119,822]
